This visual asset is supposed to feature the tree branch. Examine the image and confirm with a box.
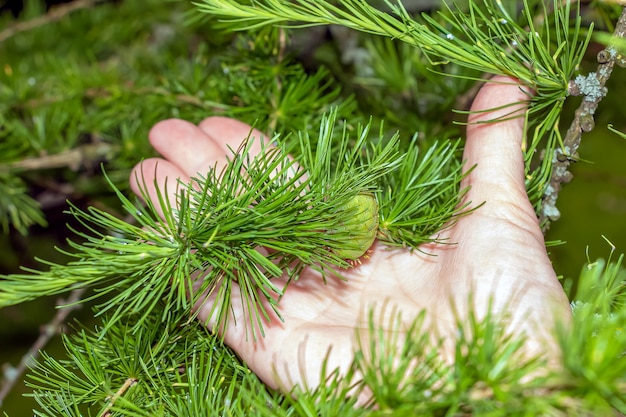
[540,7,626,231]
[0,288,85,407]
[0,142,115,173]
[0,0,107,44]
[100,377,138,417]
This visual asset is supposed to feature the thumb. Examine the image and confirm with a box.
[462,76,538,227]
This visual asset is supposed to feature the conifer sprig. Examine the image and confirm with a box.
[193,0,588,94]
[377,139,469,249]
[194,0,592,211]
[0,110,466,340]
[27,254,626,416]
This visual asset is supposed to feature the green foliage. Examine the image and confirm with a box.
[564,243,626,413]
[27,315,257,416]
[377,139,468,249]
[0,0,359,233]
[0,175,47,234]
[193,0,592,209]
[20,254,626,416]
[1,0,626,415]
[0,110,467,341]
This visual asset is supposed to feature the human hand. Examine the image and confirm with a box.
[130,76,571,397]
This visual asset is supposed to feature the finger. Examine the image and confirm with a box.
[129,158,190,219]
[148,119,226,179]
[198,116,269,159]
[462,76,537,225]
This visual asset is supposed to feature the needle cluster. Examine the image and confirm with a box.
[194,0,591,212]
[0,110,467,341]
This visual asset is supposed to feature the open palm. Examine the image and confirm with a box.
[130,76,571,396]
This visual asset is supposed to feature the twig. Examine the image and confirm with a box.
[0,0,105,44]
[13,86,229,112]
[0,288,85,407]
[0,142,115,174]
[100,377,138,417]
[540,7,626,231]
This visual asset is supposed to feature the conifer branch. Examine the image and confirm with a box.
[100,377,138,417]
[0,0,105,44]
[0,111,466,340]
[4,1,626,414]
[193,0,592,211]
[0,175,48,234]
[0,142,115,173]
[0,288,84,407]
[540,6,626,231]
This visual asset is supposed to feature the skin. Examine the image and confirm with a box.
[130,76,571,398]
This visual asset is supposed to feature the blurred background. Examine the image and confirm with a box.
[0,0,625,414]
